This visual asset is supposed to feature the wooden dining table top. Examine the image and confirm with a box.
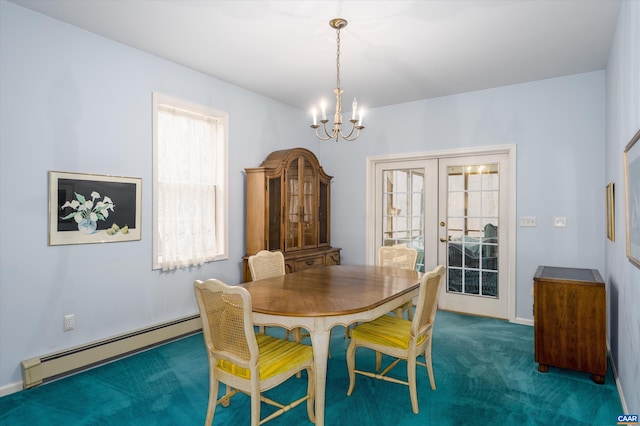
[239,264,423,317]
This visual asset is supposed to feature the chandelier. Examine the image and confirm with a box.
[310,18,364,142]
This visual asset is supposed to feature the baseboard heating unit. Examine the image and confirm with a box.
[21,314,202,389]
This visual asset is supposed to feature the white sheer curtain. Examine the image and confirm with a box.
[157,105,219,271]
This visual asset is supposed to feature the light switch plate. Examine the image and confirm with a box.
[520,216,536,227]
[553,216,567,227]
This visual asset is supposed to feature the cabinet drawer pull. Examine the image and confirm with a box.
[305,259,315,265]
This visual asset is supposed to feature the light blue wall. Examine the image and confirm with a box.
[605,0,640,413]
[317,71,606,322]
[0,1,310,389]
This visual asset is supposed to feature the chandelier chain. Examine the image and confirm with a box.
[336,28,341,90]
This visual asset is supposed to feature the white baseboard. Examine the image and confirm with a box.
[0,381,24,397]
[513,316,534,326]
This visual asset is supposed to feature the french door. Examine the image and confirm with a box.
[373,159,438,273]
[436,154,510,318]
[368,149,513,320]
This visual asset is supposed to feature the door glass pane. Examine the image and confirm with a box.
[446,164,499,297]
[381,169,424,271]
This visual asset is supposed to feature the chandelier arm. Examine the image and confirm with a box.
[340,122,356,140]
[311,122,338,141]
[323,120,339,140]
[340,128,361,142]
[340,120,365,141]
[312,127,334,141]
[339,121,363,141]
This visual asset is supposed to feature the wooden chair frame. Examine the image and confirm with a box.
[379,244,419,319]
[194,279,315,425]
[346,265,446,414]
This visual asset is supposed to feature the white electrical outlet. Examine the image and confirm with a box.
[519,216,536,227]
[64,314,75,331]
[553,216,567,227]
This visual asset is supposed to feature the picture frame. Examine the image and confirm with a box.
[623,129,640,268]
[606,182,615,242]
[49,171,142,246]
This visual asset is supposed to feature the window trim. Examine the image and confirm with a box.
[152,92,229,270]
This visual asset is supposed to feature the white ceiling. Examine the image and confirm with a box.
[11,0,621,110]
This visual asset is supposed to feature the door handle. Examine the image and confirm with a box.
[440,237,447,242]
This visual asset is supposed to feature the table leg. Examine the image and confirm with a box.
[309,327,331,426]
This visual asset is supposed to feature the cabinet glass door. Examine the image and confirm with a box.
[267,176,281,250]
[318,180,329,245]
[285,159,300,250]
[301,159,317,248]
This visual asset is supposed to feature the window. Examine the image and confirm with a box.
[152,93,228,271]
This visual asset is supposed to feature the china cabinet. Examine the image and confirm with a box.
[243,148,340,281]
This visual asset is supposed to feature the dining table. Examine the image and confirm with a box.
[239,264,423,426]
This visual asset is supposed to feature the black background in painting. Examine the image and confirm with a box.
[57,179,137,232]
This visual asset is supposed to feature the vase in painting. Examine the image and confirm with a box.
[77,218,97,234]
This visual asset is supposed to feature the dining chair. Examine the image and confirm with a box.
[247,250,285,336]
[345,264,446,414]
[379,244,419,320]
[248,250,329,357]
[344,244,420,339]
[247,250,286,281]
[248,250,317,347]
[194,278,315,426]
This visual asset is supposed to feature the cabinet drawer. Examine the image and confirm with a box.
[295,255,325,271]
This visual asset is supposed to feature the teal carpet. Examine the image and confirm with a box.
[0,311,622,425]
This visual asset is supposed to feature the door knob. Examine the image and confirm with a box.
[440,237,447,242]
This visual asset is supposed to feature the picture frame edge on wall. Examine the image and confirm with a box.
[48,170,142,246]
[606,182,615,242]
[623,129,640,268]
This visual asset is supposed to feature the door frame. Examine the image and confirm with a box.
[365,144,517,322]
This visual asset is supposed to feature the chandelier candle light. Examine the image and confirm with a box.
[311,18,364,142]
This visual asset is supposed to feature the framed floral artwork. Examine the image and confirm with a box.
[624,129,640,268]
[49,171,142,245]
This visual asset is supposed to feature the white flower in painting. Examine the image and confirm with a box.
[60,191,116,224]
[61,199,80,210]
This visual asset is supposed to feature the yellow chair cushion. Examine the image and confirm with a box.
[351,315,426,349]
[217,334,313,380]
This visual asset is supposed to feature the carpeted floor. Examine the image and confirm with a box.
[0,311,622,425]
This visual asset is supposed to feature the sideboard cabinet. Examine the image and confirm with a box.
[533,265,606,384]
[243,148,340,281]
